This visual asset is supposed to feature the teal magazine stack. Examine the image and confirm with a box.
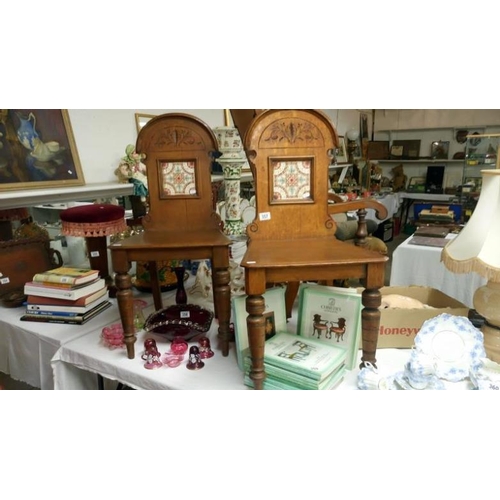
[232,283,362,390]
[243,332,347,390]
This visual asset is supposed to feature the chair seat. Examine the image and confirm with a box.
[242,238,388,269]
[112,229,231,250]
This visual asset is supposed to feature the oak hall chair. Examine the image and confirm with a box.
[109,113,232,360]
[240,109,389,389]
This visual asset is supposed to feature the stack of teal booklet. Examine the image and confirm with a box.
[244,332,347,390]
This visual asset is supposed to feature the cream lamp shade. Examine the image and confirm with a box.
[442,169,500,279]
[442,169,500,362]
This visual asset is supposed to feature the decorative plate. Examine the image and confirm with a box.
[413,313,485,382]
[241,206,256,225]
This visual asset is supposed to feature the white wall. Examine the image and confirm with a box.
[68,109,226,184]
[68,109,366,184]
[67,109,500,185]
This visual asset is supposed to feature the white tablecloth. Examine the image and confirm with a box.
[0,298,128,389]
[389,234,487,308]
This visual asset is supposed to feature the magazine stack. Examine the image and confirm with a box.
[21,267,111,325]
[243,332,347,390]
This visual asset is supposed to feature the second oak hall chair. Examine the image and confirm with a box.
[109,113,232,360]
[239,109,389,390]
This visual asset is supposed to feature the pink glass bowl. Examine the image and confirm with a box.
[171,337,189,355]
[101,323,125,349]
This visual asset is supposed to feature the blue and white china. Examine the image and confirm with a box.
[413,313,485,382]
[357,362,395,390]
[470,358,500,390]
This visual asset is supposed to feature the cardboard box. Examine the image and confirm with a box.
[358,286,469,348]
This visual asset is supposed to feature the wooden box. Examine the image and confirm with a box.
[0,238,62,306]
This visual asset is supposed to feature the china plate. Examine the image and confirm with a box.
[241,206,256,225]
[413,313,485,382]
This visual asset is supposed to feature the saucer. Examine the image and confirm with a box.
[414,313,485,382]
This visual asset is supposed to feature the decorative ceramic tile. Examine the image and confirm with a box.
[160,161,197,196]
[271,160,312,202]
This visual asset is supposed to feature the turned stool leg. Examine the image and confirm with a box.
[85,236,117,297]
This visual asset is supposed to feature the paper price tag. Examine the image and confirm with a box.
[0,277,10,285]
[180,311,191,319]
[259,212,271,221]
[90,251,100,257]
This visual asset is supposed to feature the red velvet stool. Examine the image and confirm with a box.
[60,204,127,296]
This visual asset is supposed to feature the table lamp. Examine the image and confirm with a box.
[346,128,360,164]
[441,169,500,362]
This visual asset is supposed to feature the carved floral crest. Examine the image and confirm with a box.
[263,120,321,146]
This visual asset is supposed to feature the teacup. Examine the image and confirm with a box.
[358,362,383,390]
[409,350,436,377]
[404,362,431,390]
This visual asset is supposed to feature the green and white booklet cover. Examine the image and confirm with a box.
[262,332,347,381]
[297,283,362,370]
[232,286,288,371]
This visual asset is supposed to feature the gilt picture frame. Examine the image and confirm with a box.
[135,113,156,133]
[335,136,348,164]
[0,109,85,191]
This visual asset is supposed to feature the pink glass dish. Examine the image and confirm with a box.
[161,352,184,368]
[101,323,125,349]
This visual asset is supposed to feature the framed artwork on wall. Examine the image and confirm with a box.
[335,136,348,164]
[135,113,156,133]
[0,109,85,191]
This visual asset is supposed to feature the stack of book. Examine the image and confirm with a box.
[21,267,111,325]
[243,332,347,390]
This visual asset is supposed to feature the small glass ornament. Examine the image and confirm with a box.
[142,346,163,370]
[186,346,204,370]
[133,299,148,331]
[198,336,214,359]
[161,352,184,368]
[171,337,189,356]
[141,338,163,370]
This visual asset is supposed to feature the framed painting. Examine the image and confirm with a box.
[297,283,362,370]
[135,113,156,133]
[0,109,84,191]
[231,286,288,371]
[335,136,348,164]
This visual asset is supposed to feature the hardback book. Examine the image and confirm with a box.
[24,278,106,300]
[408,236,450,248]
[32,267,99,286]
[414,226,450,238]
[26,285,108,307]
[20,300,112,325]
[26,291,110,314]
[244,364,346,390]
[262,332,347,381]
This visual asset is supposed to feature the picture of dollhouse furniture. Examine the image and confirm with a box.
[109,113,232,360]
[239,109,388,390]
